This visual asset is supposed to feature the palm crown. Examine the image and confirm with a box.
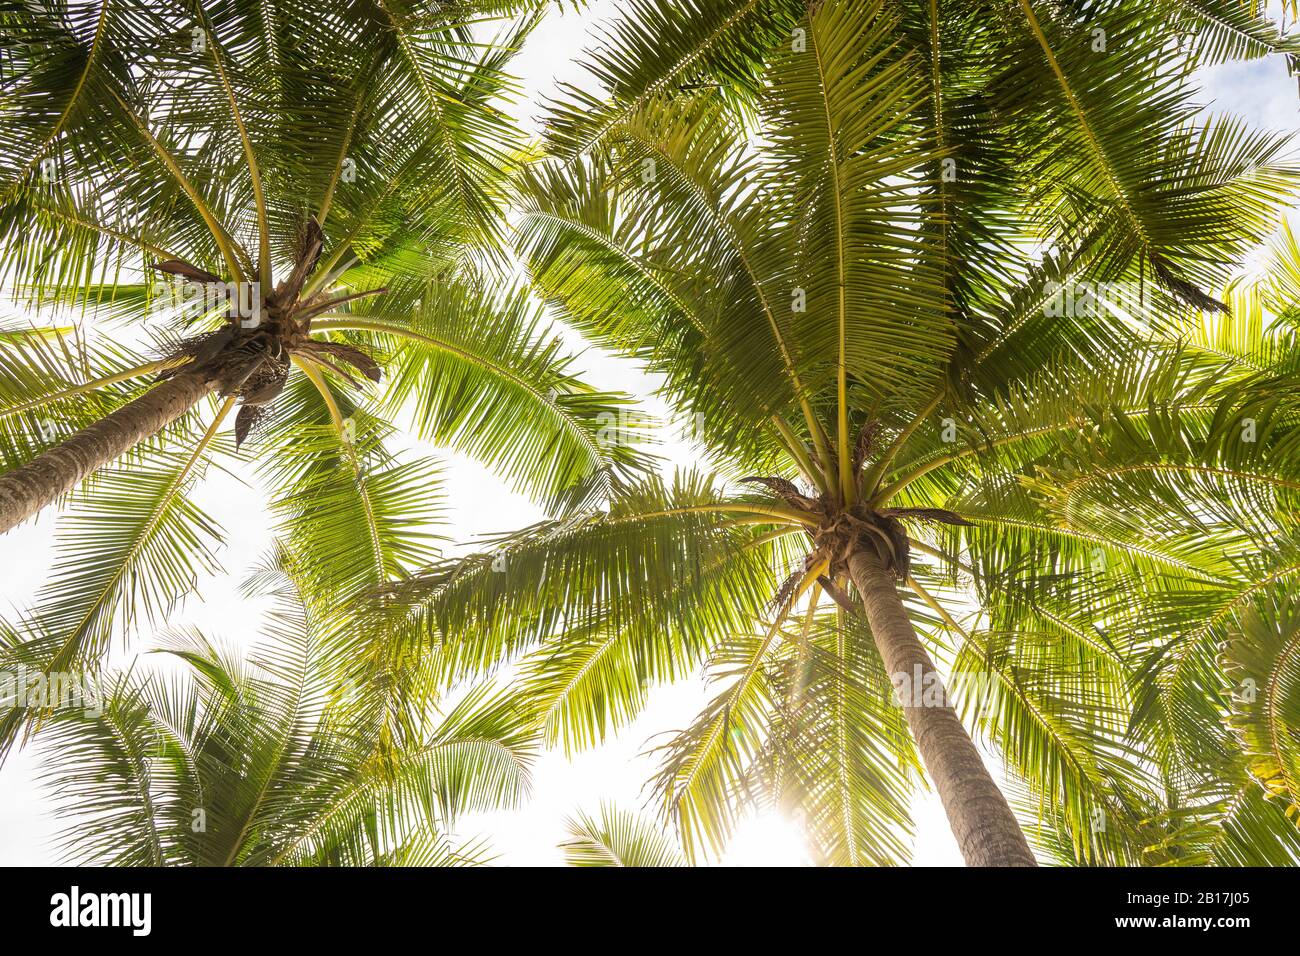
[0,0,648,753]
[370,0,1300,865]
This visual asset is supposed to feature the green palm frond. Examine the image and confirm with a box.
[255,372,444,599]
[1145,767,1300,866]
[543,0,808,157]
[315,276,653,512]
[0,403,231,754]
[30,553,538,866]
[0,325,174,470]
[560,803,686,866]
[1223,587,1300,819]
[1158,0,1300,66]
[751,613,918,867]
[993,2,1296,311]
[374,468,795,686]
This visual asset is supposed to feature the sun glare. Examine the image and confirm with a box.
[719,812,813,867]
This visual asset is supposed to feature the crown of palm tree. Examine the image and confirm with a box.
[0,0,651,755]
[367,0,1300,865]
[149,214,390,450]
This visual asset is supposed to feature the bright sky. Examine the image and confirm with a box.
[1,2,1297,867]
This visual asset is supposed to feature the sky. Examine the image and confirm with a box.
[1,2,1298,868]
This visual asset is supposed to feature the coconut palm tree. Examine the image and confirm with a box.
[30,548,536,866]
[0,0,647,750]
[365,0,1300,865]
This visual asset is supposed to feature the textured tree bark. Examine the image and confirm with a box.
[847,547,1036,867]
[0,369,215,534]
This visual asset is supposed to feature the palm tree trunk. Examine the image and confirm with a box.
[847,547,1036,867]
[0,369,215,534]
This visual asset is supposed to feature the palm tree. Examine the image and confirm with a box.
[370,0,1300,865]
[31,549,536,866]
[0,0,646,750]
